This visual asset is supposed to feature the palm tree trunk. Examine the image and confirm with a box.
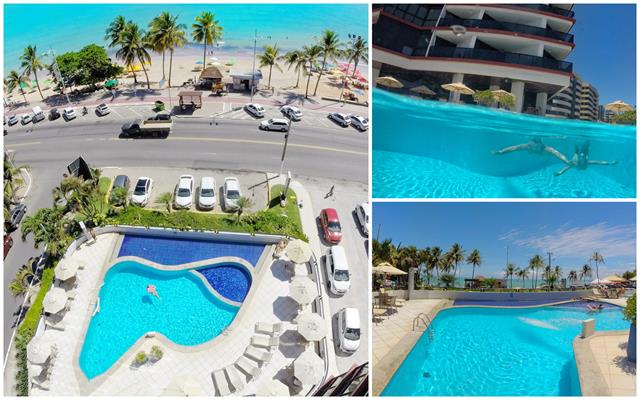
[305,70,313,99]
[471,265,475,280]
[129,63,138,84]
[20,89,27,104]
[162,50,166,81]
[313,56,327,96]
[34,71,44,99]
[202,40,207,70]
[352,59,360,78]
[295,69,300,88]
[168,49,174,87]
[139,58,151,89]
[268,65,273,89]
[595,261,600,283]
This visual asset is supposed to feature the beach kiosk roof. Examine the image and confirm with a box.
[200,66,224,80]
[229,69,263,81]
[178,91,202,109]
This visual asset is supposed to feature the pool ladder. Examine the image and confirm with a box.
[412,313,432,332]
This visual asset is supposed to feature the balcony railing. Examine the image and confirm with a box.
[436,17,574,43]
[511,4,575,18]
[428,46,573,73]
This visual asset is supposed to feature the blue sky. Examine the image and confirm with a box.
[374,202,636,278]
[568,4,636,105]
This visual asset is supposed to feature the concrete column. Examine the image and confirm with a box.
[510,80,525,112]
[449,73,465,103]
[372,62,381,86]
[536,92,548,116]
[581,319,595,338]
[408,267,417,300]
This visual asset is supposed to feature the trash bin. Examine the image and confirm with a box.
[154,101,165,112]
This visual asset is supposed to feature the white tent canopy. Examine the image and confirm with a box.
[286,240,313,264]
[289,276,317,306]
[294,349,324,385]
[296,312,326,342]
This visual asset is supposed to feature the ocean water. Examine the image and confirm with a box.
[4,3,368,72]
[79,260,240,380]
[373,89,636,198]
[382,304,629,396]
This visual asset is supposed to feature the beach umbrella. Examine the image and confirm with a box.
[376,76,403,88]
[162,375,204,396]
[27,332,57,364]
[43,287,68,314]
[195,60,204,65]
[441,82,475,96]
[372,262,407,276]
[296,312,326,342]
[286,240,313,264]
[353,89,366,96]
[605,100,633,113]
[293,349,324,385]
[604,275,627,282]
[19,81,30,89]
[257,379,290,396]
[289,276,317,306]
[54,261,79,281]
[491,89,514,99]
[410,85,436,96]
[590,278,612,285]
[104,79,118,88]
[630,276,637,281]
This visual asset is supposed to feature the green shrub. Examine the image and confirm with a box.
[472,90,495,106]
[150,345,163,360]
[623,294,636,325]
[135,351,147,365]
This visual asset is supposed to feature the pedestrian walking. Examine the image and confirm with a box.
[325,185,335,199]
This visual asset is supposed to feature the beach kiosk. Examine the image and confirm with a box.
[199,66,225,94]
[178,91,202,110]
[229,69,263,91]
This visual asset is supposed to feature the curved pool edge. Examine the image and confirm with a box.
[72,245,275,394]
[573,329,629,396]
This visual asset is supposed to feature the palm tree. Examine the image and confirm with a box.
[282,50,304,88]
[105,15,127,48]
[10,259,37,297]
[372,238,396,266]
[313,30,342,96]
[504,263,516,289]
[235,197,253,223]
[157,192,173,213]
[529,254,545,289]
[165,18,187,87]
[5,71,30,104]
[440,273,455,289]
[192,11,223,69]
[516,267,529,289]
[580,264,592,284]
[302,45,322,99]
[418,247,432,286]
[258,45,282,89]
[449,243,464,281]
[117,22,152,88]
[568,270,578,285]
[346,36,368,78]
[21,206,70,258]
[20,45,45,99]
[590,252,605,283]
[429,246,442,282]
[466,249,481,281]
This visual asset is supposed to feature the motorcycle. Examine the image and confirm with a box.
[82,106,88,116]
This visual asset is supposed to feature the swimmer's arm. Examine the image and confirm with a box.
[588,160,618,165]
[492,144,528,155]
[544,146,570,164]
[554,165,571,176]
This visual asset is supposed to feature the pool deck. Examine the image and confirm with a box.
[574,330,636,396]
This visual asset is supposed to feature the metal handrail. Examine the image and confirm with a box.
[412,312,432,331]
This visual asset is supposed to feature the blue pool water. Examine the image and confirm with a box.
[382,303,629,396]
[373,89,636,198]
[118,234,264,266]
[79,260,241,380]
[197,264,252,302]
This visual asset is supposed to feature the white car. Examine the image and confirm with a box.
[174,175,194,209]
[355,202,370,236]
[7,115,19,126]
[326,245,350,295]
[349,114,369,131]
[245,103,265,118]
[280,105,303,121]
[259,118,289,132]
[337,308,361,353]
[32,106,45,122]
[21,114,32,125]
[63,107,77,120]
[131,177,153,206]
[328,112,351,127]
[223,177,242,211]
[198,176,216,210]
[96,103,110,116]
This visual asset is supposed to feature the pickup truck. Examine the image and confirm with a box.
[120,116,172,138]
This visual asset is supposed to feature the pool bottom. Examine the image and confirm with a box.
[373,149,633,198]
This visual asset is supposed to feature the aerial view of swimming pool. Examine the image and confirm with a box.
[382,303,629,396]
[373,89,636,198]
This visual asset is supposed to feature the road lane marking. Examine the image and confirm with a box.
[167,137,367,156]
[4,141,42,148]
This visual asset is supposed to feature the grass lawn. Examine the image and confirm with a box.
[98,176,112,204]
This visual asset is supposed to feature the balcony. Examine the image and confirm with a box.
[428,46,573,73]
[510,4,575,19]
[436,17,574,43]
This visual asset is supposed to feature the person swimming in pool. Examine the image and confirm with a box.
[554,140,618,176]
[147,284,160,299]
[492,137,569,164]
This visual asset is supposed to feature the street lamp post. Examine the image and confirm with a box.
[250,29,258,103]
[279,118,293,177]
[45,47,71,105]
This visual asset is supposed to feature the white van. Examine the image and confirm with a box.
[326,245,350,295]
[32,106,45,122]
[337,308,361,353]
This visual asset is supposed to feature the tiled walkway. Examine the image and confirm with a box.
[589,334,636,396]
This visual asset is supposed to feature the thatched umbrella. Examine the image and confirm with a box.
[376,76,403,88]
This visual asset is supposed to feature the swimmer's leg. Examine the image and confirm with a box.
[554,165,571,176]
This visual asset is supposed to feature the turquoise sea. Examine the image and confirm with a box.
[4,3,368,72]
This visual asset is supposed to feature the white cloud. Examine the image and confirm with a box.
[498,228,521,242]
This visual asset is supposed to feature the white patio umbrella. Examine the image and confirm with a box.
[43,287,68,314]
[257,379,290,396]
[54,260,79,281]
[441,82,475,96]
[296,312,326,341]
[630,276,637,281]
[604,275,627,282]
[289,276,317,306]
[162,375,204,396]
[372,262,407,276]
[590,278,612,285]
[376,76,403,88]
[294,349,324,385]
[27,333,57,364]
[605,100,633,113]
[286,240,313,264]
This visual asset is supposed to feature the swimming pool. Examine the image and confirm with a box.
[382,303,629,396]
[373,89,636,198]
[79,260,244,380]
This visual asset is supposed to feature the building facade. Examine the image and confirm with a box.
[372,3,576,114]
[546,74,599,121]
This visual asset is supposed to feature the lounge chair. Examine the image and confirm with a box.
[235,355,261,379]
[45,319,66,331]
[212,369,232,396]
[251,335,279,349]
[31,377,51,391]
[224,365,246,392]
[244,345,272,363]
[66,289,78,300]
[255,322,284,337]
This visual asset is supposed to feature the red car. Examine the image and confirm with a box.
[4,234,13,259]
[320,208,342,244]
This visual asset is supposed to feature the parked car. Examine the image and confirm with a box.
[328,112,351,127]
[245,103,265,118]
[131,177,153,206]
[4,234,13,259]
[223,177,242,211]
[63,107,77,120]
[198,176,217,210]
[32,106,45,122]
[174,175,194,209]
[109,175,130,205]
[349,114,369,131]
[319,208,342,244]
[6,203,27,231]
[355,202,370,236]
[259,118,289,132]
[280,105,303,121]
[49,108,61,121]
[96,103,110,116]
[326,245,351,295]
[337,308,361,353]
[21,114,32,125]
[8,115,19,126]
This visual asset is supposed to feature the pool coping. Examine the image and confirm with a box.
[72,237,275,394]
[373,299,619,396]
[573,330,629,396]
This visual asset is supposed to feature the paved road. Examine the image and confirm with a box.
[3,116,368,358]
